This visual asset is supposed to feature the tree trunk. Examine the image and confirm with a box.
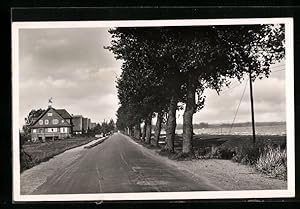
[154,112,163,147]
[128,127,133,136]
[134,124,141,140]
[145,114,152,144]
[182,79,196,154]
[165,97,177,152]
[127,127,130,135]
[141,122,146,141]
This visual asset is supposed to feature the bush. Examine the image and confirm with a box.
[232,144,261,165]
[195,146,235,160]
[20,149,34,172]
[256,146,287,180]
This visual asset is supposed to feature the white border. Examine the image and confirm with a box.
[12,18,295,202]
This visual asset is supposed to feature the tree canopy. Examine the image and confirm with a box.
[107,24,285,153]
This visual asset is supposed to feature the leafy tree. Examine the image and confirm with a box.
[22,109,45,142]
[108,119,115,133]
[175,25,285,154]
[107,28,171,144]
[107,24,285,155]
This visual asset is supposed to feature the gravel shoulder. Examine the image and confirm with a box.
[124,135,287,191]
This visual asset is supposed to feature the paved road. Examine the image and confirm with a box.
[32,133,215,194]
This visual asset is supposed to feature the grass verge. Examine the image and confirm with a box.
[193,136,287,180]
[84,136,109,149]
[131,133,287,180]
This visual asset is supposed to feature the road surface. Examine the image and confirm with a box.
[32,133,215,194]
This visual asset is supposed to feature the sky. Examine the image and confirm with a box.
[18,27,286,128]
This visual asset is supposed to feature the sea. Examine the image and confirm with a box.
[172,124,286,136]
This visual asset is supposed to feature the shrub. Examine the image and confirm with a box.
[20,149,34,172]
[232,144,261,165]
[195,145,236,160]
[256,146,287,180]
[173,152,195,161]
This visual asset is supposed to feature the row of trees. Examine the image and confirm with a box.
[107,24,285,154]
[89,119,115,135]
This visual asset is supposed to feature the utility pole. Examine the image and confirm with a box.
[248,67,256,144]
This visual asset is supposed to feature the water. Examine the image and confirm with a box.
[172,125,286,136]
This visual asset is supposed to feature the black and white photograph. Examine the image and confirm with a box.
[12,18,295,201]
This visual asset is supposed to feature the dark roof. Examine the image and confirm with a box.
[31,107,72,127]
[56,109,72,119]
[31,123,71,128]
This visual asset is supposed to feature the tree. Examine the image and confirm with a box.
[107,28,171,144]
[108,119,115,133]
[168,25,285,154]
[107,24,285,155]
[22,108,45,143]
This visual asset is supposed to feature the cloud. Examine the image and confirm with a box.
[19,27,122,127]
[18,27,287,128]
[189,70,286,124]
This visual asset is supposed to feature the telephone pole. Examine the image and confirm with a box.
[248,67,256,144]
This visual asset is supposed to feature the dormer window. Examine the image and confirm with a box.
[47,112,53,116]
[39,120,43,125]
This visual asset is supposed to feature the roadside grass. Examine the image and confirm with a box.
[143,133,287,180]
[255,146,287,180]
[126,132,287,180]
[21,136,96,172]
[84,136,109,149]
[192,135,287,180]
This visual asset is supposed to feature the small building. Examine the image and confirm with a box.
[90,122,96,130]
[87,118,91,130]
[30,106,72,142]
[72,115,83,134]
[82,117,89,133]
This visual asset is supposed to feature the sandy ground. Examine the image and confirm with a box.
[125,136,287,191]
[20,137,105,194]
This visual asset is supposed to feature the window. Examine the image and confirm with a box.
[45,119,49,125]
[48,128,57,132]
[61,119,64,123]
[52,119,59,124]
[39,120,43,125]
[47,112,53,116]
[60,127,68,133]
[32,129,36,133]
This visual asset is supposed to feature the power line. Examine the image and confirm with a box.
[272,68,285,73]
[229,79,248,134]
[221,82,243,95]
[220,66,285,96]
[269,64,285,69]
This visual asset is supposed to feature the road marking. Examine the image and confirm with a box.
[120,152,130,167]
[95,164,103,193]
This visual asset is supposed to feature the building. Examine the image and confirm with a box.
[87,118,91,130]
[82,117,89,133]
[72,115,83,134]
[90,122,97,130]
[30,106,72,142]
